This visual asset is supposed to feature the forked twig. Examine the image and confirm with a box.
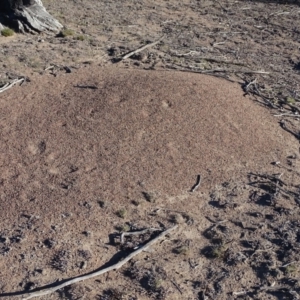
[122,36,164,60]
[245,78,257,91]
[18,225,177,300]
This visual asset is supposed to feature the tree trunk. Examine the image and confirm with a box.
[0,0,63,33]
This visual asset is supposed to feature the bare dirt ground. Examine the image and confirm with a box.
[0,1,300,300]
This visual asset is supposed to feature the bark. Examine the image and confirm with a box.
[0,0,63,33]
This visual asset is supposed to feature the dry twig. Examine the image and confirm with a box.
[245,78,257,91]
[16,225,177,300]
[170,279,183,294]
[232,291,247,296]
[0,78,25,93]
[122,36,164,60]
[120,228,159,244]
[170,50,247,66]
[168,65,269,76]
[274,113,299,117]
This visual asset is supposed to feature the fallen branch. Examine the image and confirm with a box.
[122,36,164,60]
[242,79,280,109]
[213,41,226,47]
[167,64,270,76]
[44,64,72,74]
[165,65,236,82]
[18,225,177,300]
[170,279,183,294]
[249,172,287,186]
[245,78,257,91]
[285,103,300,115]
[274,113,299,117]
[120,227,159,244]
[202,69,270,75]
[0,78,25,94]
[232,291,248,296]
[282,261,296,268]
[169,51,247,66]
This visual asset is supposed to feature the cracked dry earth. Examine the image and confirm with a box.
[0,66,299,300]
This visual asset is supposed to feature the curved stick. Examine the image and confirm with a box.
[19,225,178,300]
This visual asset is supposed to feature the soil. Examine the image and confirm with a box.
[0,1,300,300]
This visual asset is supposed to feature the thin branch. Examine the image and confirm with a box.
[44,65,55,71]
[165,65,236,82]
[213,41,226,47]
[168,65,270,75]
[19,225,178,300]
[274,113,300,117]
[245,78,257,91]
[0,78,25,94]
[122,36,164,60]
[282,261,296,268]
[232,291,248,296]
[169,51,247,66]
[249,172,287,186]
[120,228,159,244]
[170,279,183,294]
[285,103,300,114]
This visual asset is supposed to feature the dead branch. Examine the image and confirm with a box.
[19,225,177,300]
[170,279,183,294]
[274,113,299,117]
[285,103,300,114]
[44,65,55,71]
[249,173,287,186]
[245,78,257,91]
[243,80,280,109]
[170,50,202,57]
[120,228,159,244]
[165,65,236,82]
[282,261,296,268]
[168,64,269,76]
[169,51,247,66]
[213,41,226,47]
[279,119,300,140]
[0,78,25,93]
[232,291,248,296]
[122,36,164,60]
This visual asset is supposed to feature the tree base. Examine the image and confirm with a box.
[1,1,63,33]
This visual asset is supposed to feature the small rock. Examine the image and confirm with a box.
[43,238,56,248]
[80,261,87,269]
[82,231,91,237]
[24,282,36,291]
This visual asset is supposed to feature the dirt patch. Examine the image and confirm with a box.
[0,0,300,299]
[0,66,299,299]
